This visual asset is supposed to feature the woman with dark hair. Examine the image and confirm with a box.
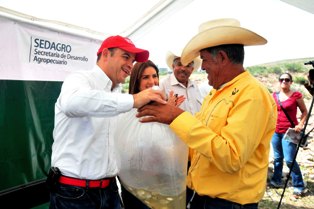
[270,72,308,198]
[128,60,159,94]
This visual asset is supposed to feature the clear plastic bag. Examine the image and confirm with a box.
[115,109,188,209]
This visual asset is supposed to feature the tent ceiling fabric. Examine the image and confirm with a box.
[1,0,313,38]
[280,0,314,14]
[1,0,314,67]
[0,0,194,40]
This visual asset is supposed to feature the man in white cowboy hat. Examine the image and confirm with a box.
[137,18,277,209]
[160,50,204,115]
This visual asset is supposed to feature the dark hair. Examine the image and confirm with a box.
[129,60,159,94]
[279,72,293,81]
[96,48,116,62]
[202,44,244,64]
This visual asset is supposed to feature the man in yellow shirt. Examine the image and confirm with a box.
[137,18,277,208]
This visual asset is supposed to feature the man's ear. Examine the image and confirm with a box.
[218,50,229,65]
[101,48,109,59]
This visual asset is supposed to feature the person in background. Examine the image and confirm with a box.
[128,60,159,94]
[270,72,308,198]
[160,50,203,116]
[119,60,184,209]
[48,35,166,209]
[137,18,277,209]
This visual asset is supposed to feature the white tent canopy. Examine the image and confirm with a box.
[1,0,314,67]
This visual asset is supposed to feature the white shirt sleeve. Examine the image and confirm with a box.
[57,70,133,117]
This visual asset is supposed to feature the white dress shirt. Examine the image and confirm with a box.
[52,65,133,179]
[160,73,202,115]
[198,81,212,99]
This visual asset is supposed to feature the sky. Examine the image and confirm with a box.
[1,0,314,68]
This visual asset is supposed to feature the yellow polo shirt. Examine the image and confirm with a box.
[170,71,277,204]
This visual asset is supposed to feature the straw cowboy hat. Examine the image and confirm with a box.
[166,50,201,71]
[181,18,267,65]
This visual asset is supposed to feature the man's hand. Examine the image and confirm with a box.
[133,87,167,108]
[167,90,185,107]
[136,102,184,124]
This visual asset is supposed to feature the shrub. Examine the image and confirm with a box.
[247,66,268,76]
[284,63,303,73]
[294,76,307,85]
[269,66,282,74]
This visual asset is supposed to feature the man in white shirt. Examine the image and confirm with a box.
[160,51,203,116]
[49,35,165,209]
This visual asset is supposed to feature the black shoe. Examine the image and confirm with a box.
[269,180,283,188]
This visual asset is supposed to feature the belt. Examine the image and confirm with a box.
[193,193,258,208]
[59,176,114,189]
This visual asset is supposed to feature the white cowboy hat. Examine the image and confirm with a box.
[166,50,201,71]
[181,18,267,65]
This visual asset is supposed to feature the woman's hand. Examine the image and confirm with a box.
[294,124,303,132]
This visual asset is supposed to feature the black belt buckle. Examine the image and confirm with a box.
[46,167,61,191]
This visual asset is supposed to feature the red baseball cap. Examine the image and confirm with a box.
[97,35,149,62]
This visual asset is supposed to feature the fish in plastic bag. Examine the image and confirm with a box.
[115,108,188,209]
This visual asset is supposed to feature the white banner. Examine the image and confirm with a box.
[0,15,102,81]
